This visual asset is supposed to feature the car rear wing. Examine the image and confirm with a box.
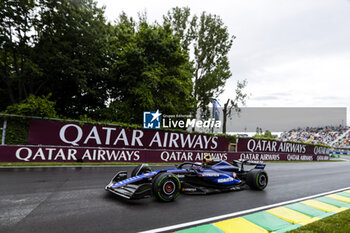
[254,163,266,170]
[232,159,266,171]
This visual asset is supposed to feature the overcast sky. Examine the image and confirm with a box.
[97,0,350,124]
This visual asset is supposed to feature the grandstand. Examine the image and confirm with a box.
[279,126,350,149]
[332,129,350,148]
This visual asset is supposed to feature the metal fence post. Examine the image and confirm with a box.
[1,119,7,145]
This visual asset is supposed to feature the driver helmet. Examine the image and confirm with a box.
[203,154,212,164]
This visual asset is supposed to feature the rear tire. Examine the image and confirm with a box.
[246,169,268,190]
[131,164,152,177]
[152,173,181,202]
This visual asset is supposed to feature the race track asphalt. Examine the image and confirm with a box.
[1,158,350,233]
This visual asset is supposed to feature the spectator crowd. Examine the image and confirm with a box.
[279,126,350,148]
[333,131,350,148]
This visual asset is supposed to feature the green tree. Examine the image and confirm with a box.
[0,0,41,108]
[0,0,112,118]
[264,130,273,138]
[5,94,57,117]
[33,0,112,117]
[2,94,57,145]
[106,14,195,124]
[163,7,195,51]
[222,80,247,133]
[255,127,263,136]
[164,7,235,118]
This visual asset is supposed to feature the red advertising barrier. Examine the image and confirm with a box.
[0,145,329,163]
[0,119,330,163]
[28,120,229,151]
[237,138,329,156]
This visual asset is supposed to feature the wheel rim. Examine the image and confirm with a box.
[163,181,175,195]
[258,174,267,186]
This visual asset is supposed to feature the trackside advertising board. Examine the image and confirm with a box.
[28,120,229,151]
[0,145,330,163]
[0,119,330,162]
[238,138,330,156]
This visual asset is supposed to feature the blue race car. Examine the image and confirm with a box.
[105,157,268,202]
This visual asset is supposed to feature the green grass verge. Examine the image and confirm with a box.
[290,208,350,233]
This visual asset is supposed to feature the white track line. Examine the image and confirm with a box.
[139,186,350,233]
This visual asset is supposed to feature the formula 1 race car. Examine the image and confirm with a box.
[105,157,268,202]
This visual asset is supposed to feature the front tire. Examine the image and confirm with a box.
[152,173,181,202]
[246,169,268,190]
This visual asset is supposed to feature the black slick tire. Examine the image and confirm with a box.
[246,169,268,190]
[152,173,181,202]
